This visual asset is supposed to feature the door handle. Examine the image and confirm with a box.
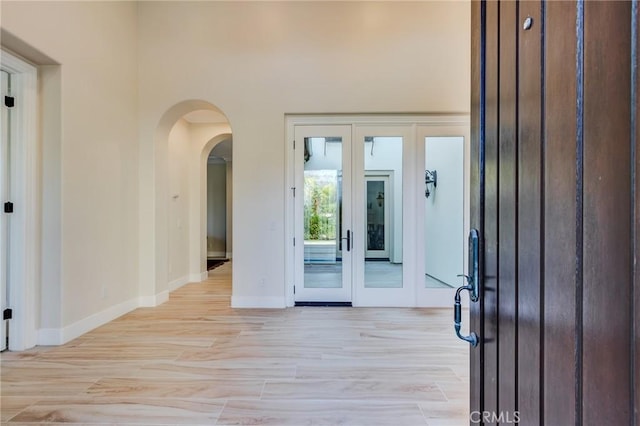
[453,229,480,347]
[341,230,351,252]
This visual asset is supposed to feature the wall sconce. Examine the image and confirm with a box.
[376,191,384,207]
[425,170,437,198]
[364,136,375,155]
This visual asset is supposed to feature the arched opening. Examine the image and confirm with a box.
[147,100,232,304]
[203,136,232,268]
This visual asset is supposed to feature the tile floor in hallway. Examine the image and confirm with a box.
[0,262,469,425]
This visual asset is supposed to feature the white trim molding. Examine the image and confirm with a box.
[138,291,169,308]
[189,271,208,283]
[38,297,139,346]
[1,49,39,350]
[169,275,190,291]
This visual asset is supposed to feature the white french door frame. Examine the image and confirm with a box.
[285,115,470,308]
[0,49,39,350]
[293,125,353,303]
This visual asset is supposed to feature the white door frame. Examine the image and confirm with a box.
[285,114,469,308]
[1,49,39,350]
[1,69,10,350]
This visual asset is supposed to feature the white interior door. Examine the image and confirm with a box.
[294,125,352,303]
[1,70,10,351]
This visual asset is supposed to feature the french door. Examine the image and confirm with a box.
[294,125,353,303]
[293,124,415,306]
[290,118,469,307]
[352,125,414,306]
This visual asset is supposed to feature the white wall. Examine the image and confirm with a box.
[1,1,140,342]
[207,161,227,257]
[136,1,470,307]
[1,1,470,335]
[167,119,190,285]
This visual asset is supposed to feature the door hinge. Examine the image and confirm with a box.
[291,187,296,197]
[3,308,12,320]
[4,202,13,213]
[4,96,14,108]
[293,238,296,247]
[293,285,296,294]
[293,140,295,149]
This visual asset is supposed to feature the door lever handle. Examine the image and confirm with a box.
[341,230,351,252]
[453,229,480,347]
[454,282,479,347]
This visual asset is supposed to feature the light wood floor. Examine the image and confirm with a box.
[0,262,469,425]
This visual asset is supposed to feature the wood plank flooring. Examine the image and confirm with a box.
[0,262,469,425]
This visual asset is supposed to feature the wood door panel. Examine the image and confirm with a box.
[469,0,483,417]
[542,1,578,425]
[471,1,639,425]
[482,1,500,420]
[497,1,518,420]
[635,4,640,423]
[582,2,632,424]
[516,2,542,425]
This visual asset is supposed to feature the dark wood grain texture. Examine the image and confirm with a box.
[542,1,578,425]
[497,1,518,421]
[516,2,542,425]
[582,2,632,425]
[635,3,640,424]
[471,2,638,425]
[470,0,483,419]
[482,1,500,422]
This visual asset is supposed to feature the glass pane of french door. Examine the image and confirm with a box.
[363,137,402,289]
[424,136,464,288]
[294,125,352,303]
[416,125,468,307]
[354,125,415,307]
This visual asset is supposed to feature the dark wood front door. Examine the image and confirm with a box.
[469,1,639,425]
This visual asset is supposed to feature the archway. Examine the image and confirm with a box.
[197,133,232,276]
[146,100,232,305]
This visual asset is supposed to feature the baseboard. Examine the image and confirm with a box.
[226,252,232,259]
[207,251,226,258]
[138,290,169,307]
[189,271,208,282]
[37,297,139,346]
[37,328,64,346]
[169,275,189,291]
[231,296,286,308]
